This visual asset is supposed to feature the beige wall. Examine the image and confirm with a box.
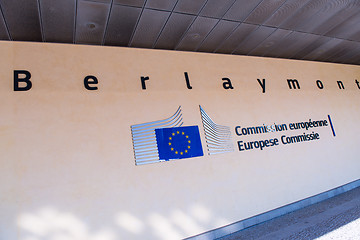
[0,41,359,240]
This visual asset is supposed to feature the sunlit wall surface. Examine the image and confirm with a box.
[0,41,359,240]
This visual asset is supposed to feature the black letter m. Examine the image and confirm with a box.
[287,79,300,89]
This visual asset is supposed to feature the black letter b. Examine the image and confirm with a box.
[14,70,32,91]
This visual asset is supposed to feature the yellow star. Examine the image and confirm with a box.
[182,132,185,135]
[168,142,171,146]
[185,150,188,153]
[188,140,191,143]
[188,146,191,149]
[176,131,180,134]
[175,151,178,154]
[171,148,174,151]
[186,135,189,138]
[169,137,172,140]
[180,152,183,155]
[172,133,175,136]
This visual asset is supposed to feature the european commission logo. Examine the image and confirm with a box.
[130,106,233,166]
[155,126,203,160]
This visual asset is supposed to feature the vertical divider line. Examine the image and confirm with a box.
[328,115,336,137]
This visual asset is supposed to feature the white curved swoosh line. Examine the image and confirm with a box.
[199,105,234,155]
[130,106,183,165]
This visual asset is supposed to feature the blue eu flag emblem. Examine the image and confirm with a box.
[155,126,204,161]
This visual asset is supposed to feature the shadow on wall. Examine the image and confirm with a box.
[17,205,230,240]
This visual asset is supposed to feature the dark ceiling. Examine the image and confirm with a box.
[1,0,360,65]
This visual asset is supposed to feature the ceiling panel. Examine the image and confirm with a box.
[325,12,360,40]
[215,23,257,54]
[349,30,360,42]
[244,0,287,25]
[249,28,292,57]
[310,1,360,35]
[0,9,9,40]
[346,49,360,65]
[264,0,312,28]
[291,35,331,59]
[1,0,360,65]
[76,1,110,44]
[40,0,75,43]
[322,40,359,62]
[114,0,145,8]
[302,37,342,61]
[197,20,238,52]
[280,0,329,30]
[223,0,263,22]
[83,0,111,3]
[293,0,354,34]
[155,13,195,49]
[145,0,178,11]
[176,16,218,51]
[199,0,236,19]
[0,0,42,41]
[334,41,360,64]
[174,0,207,15]
[130,9,170,48]
[104,5,141,46]
[233,26,276,55]
[270,32,320,59]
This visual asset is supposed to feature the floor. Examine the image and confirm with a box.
[219,186,360,240]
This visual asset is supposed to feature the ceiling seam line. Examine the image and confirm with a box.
[253,30,293,57]
[321,3,360,39]
[230,25,262,54]
[241,0,267,23]
[251,0,304,58]
[73,0,78,44]
[287,35,330,60]
[290,7,358,60]
[321,42,353,62]
[174,0,210,50]
[37,0,45,42]
[101,0,114,45]
[300,37,339,61]
[276,0,313,31]
[194,0,238,52]
[245,28,277,56]
[0,2,12,40]
[212,22,241,53]
[231,0,305,56]
[216,0,289,55]
[257,0,290,27]
[152,0,181,49]
[268,30,297,59]
[128,0,149,47]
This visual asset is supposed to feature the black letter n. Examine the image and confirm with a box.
[14,70,32,91]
